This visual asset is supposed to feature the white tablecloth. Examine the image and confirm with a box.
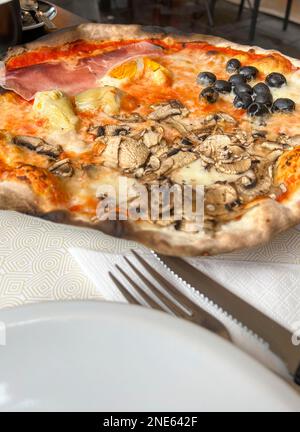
[0,210,300,377]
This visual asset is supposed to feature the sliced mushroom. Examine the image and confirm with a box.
[205,183,239,216]
[287,135,300,147]
[158,157,174,176]
[171,150,197,171]
[141,157,174,183]
[89,123,134,138]
[230,130,252,147]
[49,158,74,177]
[200,134,231,158]
[13,135,62,158]
[112,112,144,123]
[134,167,145,178]
[248,141,285,162]
[143,126,163,148]
[149,139,170,158]
[216,113,237,124]
[216,158,252,175]
[220,145,245,164]
[101,136,122,168]
[240,170,257,188]
[252,130,267,139]
[103,124,131,136]
[88,125,105,137]
[147,155,161,171]
[118,137,150,171]
[163,116,193,135]
[196,126,217,142]
[148,105,182,121]
[235,162,273,201]
[151,99,184,110]
[204,112,237,125]
[148,100,187,121]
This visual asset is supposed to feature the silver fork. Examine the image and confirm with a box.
[109,250,231,342]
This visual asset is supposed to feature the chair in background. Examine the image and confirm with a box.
[238,0,261,41]
[195,0,219,26]
[283,0,294,31]
[99,0,218,27]
[238,0,295,41]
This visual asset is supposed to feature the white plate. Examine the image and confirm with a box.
[0,301,299,412]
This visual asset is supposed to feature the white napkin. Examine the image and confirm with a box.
[69,226,300,379]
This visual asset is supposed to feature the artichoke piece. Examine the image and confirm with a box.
[33,90,79,132]
[75,86,123,116]
[143,58,172,86]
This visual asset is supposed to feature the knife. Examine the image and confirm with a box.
[156,254,300,386]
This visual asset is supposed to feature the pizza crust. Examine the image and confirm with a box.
[36,191,299,257]
[5,23,300,68]
[2,24,300,256]
[0,181,39,215]
[94,195,300,256]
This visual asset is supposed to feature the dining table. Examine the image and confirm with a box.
[0,4,300,409]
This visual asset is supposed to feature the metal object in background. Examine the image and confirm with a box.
[0,0,23,53]
[21,0,56,30]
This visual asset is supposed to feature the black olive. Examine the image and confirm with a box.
[197,71,216,86]
[272,98,296,113]
[239,66,259,81]
[247,102,270,117]
[200,87,219,103]
[226,58,241,73]
[254,92,273,107]
[266,72,287,88]
[233,93,253,109]
[214,79,232,93]
[253,82,271,96]
[228,74,247,87]
[234,83,253,96]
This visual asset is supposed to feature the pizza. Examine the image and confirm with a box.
[0,24,299,256]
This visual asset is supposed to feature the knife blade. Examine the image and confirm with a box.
[157,254,300,386]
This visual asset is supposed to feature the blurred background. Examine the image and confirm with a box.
[52,0,300,57]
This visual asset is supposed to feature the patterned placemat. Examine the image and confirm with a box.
[0,211,134,308]
[0,210,299,317]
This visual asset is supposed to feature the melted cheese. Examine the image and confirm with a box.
[47,130,90,154]
[271,72,300,105]
[170,159,241,186]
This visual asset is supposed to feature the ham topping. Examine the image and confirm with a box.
[1,42,162,100]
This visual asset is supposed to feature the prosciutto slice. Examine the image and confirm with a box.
[3,62,97,101]
[1,42,162,101]
[80,41,161,74]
